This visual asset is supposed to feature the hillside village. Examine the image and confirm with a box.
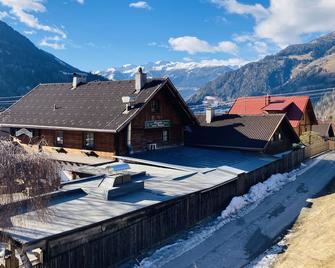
[0,2,335,268]
[0,66,334,268]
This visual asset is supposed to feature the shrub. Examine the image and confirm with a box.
[0,140,60,229]
[299,131,324,145]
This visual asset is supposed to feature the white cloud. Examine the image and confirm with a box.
[0,10,9,19]
[168,36,238,55]
[253,41,268,54]
[233,33,255,43]
[147,41,169,48]
[212,0,269,21]
[24,29,36,35]
[40,36,65,50]
[213,0,335,48]
[129,1,151,10]
[183,57,193,62]
[217,41,238,54]
[0,0,67,49]
[148,41,157,46]
[76,0,84,4]
[0,0,66,37]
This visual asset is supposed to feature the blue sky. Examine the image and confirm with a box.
[0,0,334,72]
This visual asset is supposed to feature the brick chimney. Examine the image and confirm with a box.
[135,67,147,93]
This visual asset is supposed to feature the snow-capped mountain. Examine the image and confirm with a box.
[95,60,234,100]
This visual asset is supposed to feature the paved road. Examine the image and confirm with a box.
[159,152,335,268]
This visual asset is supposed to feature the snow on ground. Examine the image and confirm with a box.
[0,242,5,258]
[135,156,322,268]
[246,239,287,268]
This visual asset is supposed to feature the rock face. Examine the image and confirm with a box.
[189,32,335,104]
[96,61,233,100]
[0,21,103,97]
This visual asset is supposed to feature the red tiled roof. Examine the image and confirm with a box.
[263,101,292,111]
[228,96,317,128]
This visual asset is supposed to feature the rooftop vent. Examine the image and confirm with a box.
[122,96,136,114]
[72,73,87,89]
[135,67,147,93]
[206,107,215,124]
[265,94,271,105]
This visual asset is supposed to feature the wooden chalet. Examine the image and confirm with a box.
[228,96,318,136]
[312,122,335,140]
[0,69,197,159]
[185,108,300,154]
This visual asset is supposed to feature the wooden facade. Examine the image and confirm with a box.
[296,105,313,136]
[265,122,297,154]
[130,87,186,153]
[11,84,190,158]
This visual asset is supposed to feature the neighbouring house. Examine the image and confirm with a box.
[228,96,318,136]
[185,108,300,154]
[0,69,197,159]
[312,122,335,140]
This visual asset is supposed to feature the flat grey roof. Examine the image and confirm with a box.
[129,146,277,173]
[4,147,278,247]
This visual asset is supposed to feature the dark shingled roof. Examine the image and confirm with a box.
[312,123,334,138]
[0,78,195,132]
[185,114,299,151]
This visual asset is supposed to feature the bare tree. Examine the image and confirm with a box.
[0,139,60,267]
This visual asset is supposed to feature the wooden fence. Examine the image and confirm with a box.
[25,148,313,268]
[304,141,330,158]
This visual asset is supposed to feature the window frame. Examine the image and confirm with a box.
[55,130,64,147]
[83,132,95,150]
[151,99,160,113]
[162,129,169,142]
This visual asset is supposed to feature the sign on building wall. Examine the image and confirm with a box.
[145,120,171,129]
[15,128,33,138]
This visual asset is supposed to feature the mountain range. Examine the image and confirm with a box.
[189,32,335,104]
[95,61,233,99]
[2,19,335,108]
[0,21,103,97]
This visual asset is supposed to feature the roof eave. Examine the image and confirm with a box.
[0,123,117,133]
[193,143,264,152]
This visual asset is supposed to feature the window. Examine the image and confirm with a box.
[84,132,95,149]
[151,99,160,113]
[162,130,169,142]
[55,131,64,147]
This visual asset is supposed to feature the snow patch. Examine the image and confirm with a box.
[221,172,296,219]
[247,239,287,268]
[59,170,72,183]
[0,243,5,258]
[135,158,320,268]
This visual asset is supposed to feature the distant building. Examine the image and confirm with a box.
[185,108,300,154]
[0,69,197,158]
[312,122,335,140]
[228,96,318,136]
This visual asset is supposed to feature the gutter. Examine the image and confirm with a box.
[0,123,118,133]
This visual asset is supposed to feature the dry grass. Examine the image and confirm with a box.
[274,182,335,268]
